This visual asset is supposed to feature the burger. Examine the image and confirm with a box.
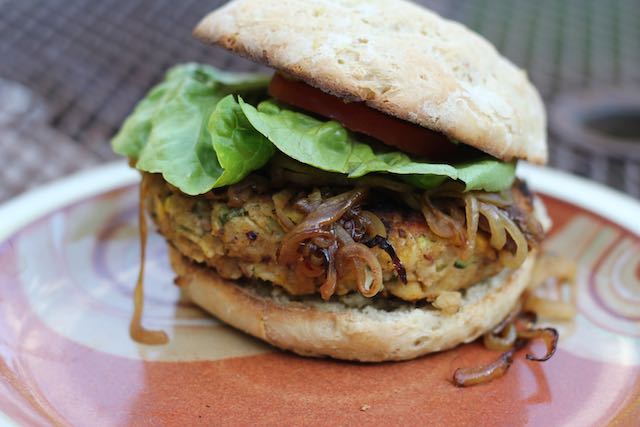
[112,0,552,370]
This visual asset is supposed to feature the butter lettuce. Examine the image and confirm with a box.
[111,64,516,195]
[208,95,274,187]
[111,63,271,195]
[239,99,515,191]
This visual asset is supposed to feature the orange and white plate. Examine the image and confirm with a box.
[0,162,638,426]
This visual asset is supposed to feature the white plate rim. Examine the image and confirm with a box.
[0,162,138,242]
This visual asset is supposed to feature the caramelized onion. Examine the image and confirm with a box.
[476,201,530,269]
[359,210,387,239]
[483,323,517,352]
[292,190,323,214]
[492,301,523,334]
[421,195,465,244]
[279,188,369,299]
[294,256,325,278]
[447,200,466,225]
[319,261,338,300]
[478,202,507,250]
[298,188,367,230]
[310,235,335,249]
[333,224,369,298]
[497,208,529,268]
[334,224,382,297]
[334,223,356,246]
[273,190,296,231]
[463,194,479,257]
[453,349,516,387]
[279,189,367,264]
[279,229,333,265]
[320,242,338,301]
[366,235,407,284]
[475,191,513,208]
[336,243,384,297]
[514,310,538,331]
[418,184,534,274]
[518,327,559,362]
[418,188,531,273]
[294,240,338,300]
[340,214,367,242]
[456,301,561,387]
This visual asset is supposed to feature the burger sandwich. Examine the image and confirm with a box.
[112,0,552,369]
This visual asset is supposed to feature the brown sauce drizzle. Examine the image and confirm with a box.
[129,178,168,345]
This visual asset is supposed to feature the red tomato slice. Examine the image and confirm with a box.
[268,73,461,160]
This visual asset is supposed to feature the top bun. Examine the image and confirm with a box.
[194,0,547,164]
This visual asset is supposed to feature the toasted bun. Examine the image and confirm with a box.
[171,247,537,362]
[193,0,547,164]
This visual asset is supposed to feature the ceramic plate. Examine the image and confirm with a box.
[0,162,638,426]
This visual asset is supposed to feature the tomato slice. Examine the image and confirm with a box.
[268,73,461,160]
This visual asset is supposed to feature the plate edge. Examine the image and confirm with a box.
[0,162,138,242]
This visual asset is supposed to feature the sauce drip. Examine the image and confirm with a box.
[130,177,169,345]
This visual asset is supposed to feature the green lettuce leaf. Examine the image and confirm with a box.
[208,95,274,187]
[239,99,515,191]
[111,63,271,195]
[111,64,516,195]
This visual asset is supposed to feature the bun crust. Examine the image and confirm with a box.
[172,247,537,362]
[193,0,547,164]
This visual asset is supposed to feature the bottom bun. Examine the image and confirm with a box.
[172,248,537,362]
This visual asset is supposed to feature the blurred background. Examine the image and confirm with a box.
[0,0,639,201]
